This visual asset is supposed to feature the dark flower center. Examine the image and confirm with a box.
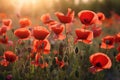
[105,40,113,45]
[95,62,102,67]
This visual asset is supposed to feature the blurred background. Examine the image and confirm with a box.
[0,0,120,25]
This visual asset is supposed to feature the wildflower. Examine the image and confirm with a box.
[14,28,31,40]
[31,53,48,68]
[116,53,120,62]
[55,8,74,23]
[0,26,7,34]
[89,52,112,74]
[97,12,105,21]
[101,36,115,49]
[0,51,18,66]
[6,74,12,80]
[33,39,50,54]
[19,18,31,28]
[115,32,120,43]
[0,35,8,44]
[117,45,120,52]
[55,57,65,68]
[91,26,102,38]
[40,13,55,25]
[78,10,98,25]
[2,19,12,30]
[33,26,49,40]
[75,28,93,44]
[51,23,65,40]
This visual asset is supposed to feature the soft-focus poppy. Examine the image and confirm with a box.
[115,32,120,43]
[116,53,120,62]
[40,13,55,25]
[91,26,102,38]
[51,23,65,40]
[101,36,115,49]
[0,51,18,66]
[117,45,120,52]
[55,57,65,68]
[0,35,8,44]
[0,13,7,19]
[78,10,98,25]
[33,26,49,40]
[31,53,48,68]
[89,52,112,74]
[19,18,31,28]
[55,8,74,23]
[2,19,12,30]
[97,12,105,21]
[75,28,93,44]
[14,28,31,40]
[0,26,7,34]
[33,39,50,54]
[0,28,2,36]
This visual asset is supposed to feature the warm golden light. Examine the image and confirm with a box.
[82,0,89,3]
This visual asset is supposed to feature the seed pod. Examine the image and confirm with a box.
[58,55,63,61]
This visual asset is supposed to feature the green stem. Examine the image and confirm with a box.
[64,24,69,55]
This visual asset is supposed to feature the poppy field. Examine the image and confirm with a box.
[0,2,120,80]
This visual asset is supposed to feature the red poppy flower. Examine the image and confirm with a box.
[101,36,115,49]
[40,13,55,24]
[78,10,98,25]
[97,12,105,21]
[89,52,112,74]
[33,39,50,54]
[33,26,49,40]
[0,51,18,66]
[117,45,120,52]
[91,26,102,38]
[2,19,12,30]
[116,53,120,62]
[19,18,31,28]
[75,29,93,44]
[51,23,65,40]
[14,28,31,40]
[0,35,8,44]
[55,8,74,23]
[55,57,65,68]
[31,53,48,68]
[0,26,7,34]
[115,32,120,43]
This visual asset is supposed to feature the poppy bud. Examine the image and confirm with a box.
[52,58,56,65]
[50,65,54,72]
[75,47,79,54]
[45,58,49,63]
[75,70,79,78]
[58,55,63,61]
[64,55,68,62]
[64,76,68,80]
